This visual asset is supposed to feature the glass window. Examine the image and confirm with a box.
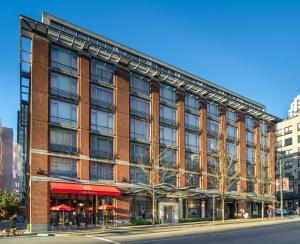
[247,181,255,193]
[50,157,77,178]
[275,129,282,136]
[226,110,236,125]
[185,113,199,131]
[130,96,150,118]
[208,176,218,190]
[227,142,237,160]
[208,157,219,173]
[160,126,177,146]
[208,138,218,154]
[91,59,113,84]
[185,174,199,188]
[50,99,77,127]
[246,116,254,131]
[160,84,176,105]
[130,74,150,96]
[130,119,150,141]
[246,147,255,163]
[185,132,199,152]
[261,135,268,146]
[207,119,219,136]
[90,109,113,134]
[50,72,77,95]
[298,135,300,143]
[298,123,300,131]
[90,162,113,181]
[285,137,293,146]
[91,85,113,108]
[130,166,149,184]
[51,45,77,73]
[160,105,176,125]
[260,123,268,135]
[246,163,255,177]
[50,127,77,153]
[285,161,293,169]
[185,93,199,111]
[130,142,150,164]
[227,125,237,140]
[207,102,219,120]
[185,152,199,171]
[160,147,177,167]
[275,140,282,148]
[90,135,113,160]
[160,171,176,186]
[246,131,254,145]
[284,126,292,134]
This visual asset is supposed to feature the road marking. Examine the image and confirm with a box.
[86,235,121,244]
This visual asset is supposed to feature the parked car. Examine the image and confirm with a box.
[275,208,287,215]
[286,208,295,215]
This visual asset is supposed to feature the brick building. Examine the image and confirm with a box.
[19,13,279,232]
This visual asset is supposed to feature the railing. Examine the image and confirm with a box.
[185,124,200,133]
[49,144,78,154]
[227,135,237,142]
[130,155,150,164]
[50,170,77,178]
[130,109,151,120]
[90,149,113,160]
[246,140,255,147]
[90,98,115,111]
[186,163,199,172]
[207,130,219,138]
[50,115,77,127]
[51,60,77,76]
[50,87,79,102]
[90,124,113,134]
[160,117,177,127]
[91,70,113,85]
[207,113,219,121]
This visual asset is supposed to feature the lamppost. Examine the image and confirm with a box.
[279,155,284,219]
[102,198,105,231]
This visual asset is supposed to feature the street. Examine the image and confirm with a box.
[1,219,300,244]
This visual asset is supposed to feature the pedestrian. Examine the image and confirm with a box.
[9,214,17,236]
[296,207,300,216]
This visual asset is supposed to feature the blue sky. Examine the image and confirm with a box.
[1,0,300,138]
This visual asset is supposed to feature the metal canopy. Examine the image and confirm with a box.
[20,14,280,123]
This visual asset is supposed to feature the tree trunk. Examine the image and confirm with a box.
[221,195,225,223]
[152,188,156,226]
[261,199,265,220]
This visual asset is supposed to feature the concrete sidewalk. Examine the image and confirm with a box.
[42,216,300,237]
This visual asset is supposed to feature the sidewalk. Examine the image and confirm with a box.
[43,215,300,237]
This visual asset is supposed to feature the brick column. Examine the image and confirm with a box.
[78,55,90,180]
[114,65,130,220]
[238,111,246,192]
[254,120,261,194]
[219,106,227,151]
[30,35,49,232]
[150,79,160,184]
[268,123,276,195]
[177,89,185,187]
[200,98,207,190]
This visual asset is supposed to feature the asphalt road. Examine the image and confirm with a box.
[1,220,300,244]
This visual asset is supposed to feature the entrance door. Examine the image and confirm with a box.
[164,206,173,223]
[227,202,235,219]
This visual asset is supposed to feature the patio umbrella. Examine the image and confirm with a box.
[98,204,115,210]
[50,204,75,226]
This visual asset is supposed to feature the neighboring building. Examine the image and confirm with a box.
[1,127,13,191]
[275,96,300,209]
[12,141,24,197]
[19,13,279,232]
[288,95,300,118]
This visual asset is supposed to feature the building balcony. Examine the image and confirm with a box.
[90,149,113,160]
[50,116,77,128]
[50,170,77,179]
[49,144,78,154]
[50,87,79,102]
[90,98,115,111]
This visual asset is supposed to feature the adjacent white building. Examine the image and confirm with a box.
[288,95,300,118]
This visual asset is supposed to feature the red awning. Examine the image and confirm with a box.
[50,204,75,211]
[50,182,120,197]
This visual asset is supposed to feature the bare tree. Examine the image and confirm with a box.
[207,134,240,223]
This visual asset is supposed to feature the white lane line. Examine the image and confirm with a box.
[86,235,121,244]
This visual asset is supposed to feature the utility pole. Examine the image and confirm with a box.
[279,157,284,219]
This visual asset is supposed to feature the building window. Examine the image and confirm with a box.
[90,85,114,110]
[246,147,255,163]
[50,72,77,98]
[130,74,150,96]
[207,102,219,120]
[160,147,176,167]
[51,45,77,74]
[90,162,113,181]
[246,131,254,145]
[227,125,237,141]
[90,134,113,160]
[298,123,300,131]
[49,127,77,153]
[260,123,268,135]
[246,116,254,131]
[185,132,199,152]
[185,113,199,132]
[160,171,177,186]
[227,142,237,160]
[284,137,293,146]
[226,110,237,125]
[160,105,176,126]
[261,135,268,147]
[185,93,199,111]
[207,119,219,136]
[50,157,77,178]
[298,135,300,143]
[130,119,150,141]
[275,129,282,136]
[160,126,176,146]
[50,99,77,127]
[160,84,176,105]
[246,162,255,177]
[208,176,218,190]
[91,59,114,84]
[185,152,199,171]
[90,109,113,134]
[284,126,292,134]
[130,166,149,184]
[246,181,255,193]
[208,137,218,154]
[185,174,199,188]
[275,140,282,148]
[130,96,150,119]
[130,142,150,164]
[261,150,268,167]
[285,161,293,169]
